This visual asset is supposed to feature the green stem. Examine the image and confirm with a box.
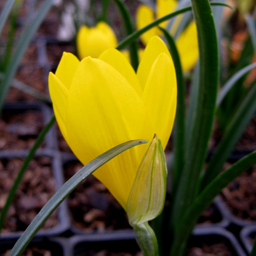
[0,116,55,232]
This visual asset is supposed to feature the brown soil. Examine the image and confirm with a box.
[64,160,131,232]
[1,247,52,256]
[0,109,44,150]
[20,43,39,65]
[221,165,256,221]
[235,114,256,151]
[197,203,223,225]
[76,250,142,256]
[47,43,75,65]
[187,242,232,256]
[7,66,47,102]
[0,157,58,233]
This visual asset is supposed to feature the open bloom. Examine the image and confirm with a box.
[49,36,177,209]
[77,21,117,59]
[136,0,198,71]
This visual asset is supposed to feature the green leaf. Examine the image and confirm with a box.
[11,78,52,104]
[217,62,256,107]
[113,0,139,70]
[0,0,54,113]
[201,83,256,190]
[116,3,231,51]
[250,235,256,256]
[8,139,148,256]
[185,61,199,142]
[0,115,56,232]
[0,0,16,37]
[170,0,219,235]
[171,151,256,256]
[158,27,185,196]
[245,13,256,55]
[127,135,167,256]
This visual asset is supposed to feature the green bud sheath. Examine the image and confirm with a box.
[127,134,168,256]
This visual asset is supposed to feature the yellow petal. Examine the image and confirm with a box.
[121,49,144,63]
[156,0,177,28]
[142,53,177,149]
[97,22,118,47]
[66,57,154,208]
[48,72,68,141]
[136,5,159,45]
[99,48,142,96]
[137,36,171,90]
[76,22,117,59]
[176,22,198,71]
[55,52,79,90]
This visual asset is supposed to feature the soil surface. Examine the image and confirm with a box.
[1,247,52,256]
[64,160,131,232]
[0,157,58,233]
[187,242,232,256]
[221,165,256,221]
[76,251,142,256]
[0,109,44,150]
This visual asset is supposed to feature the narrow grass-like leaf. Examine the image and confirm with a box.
[170,0,219,235]
[11,78,52,104]
[245,14,256,55]
[113,0,139,70]
[0,0,54,112]
[250,236,256,256]
[8,139,148,256]
[185,62,199,142]
[98,0,110,22]
[159,27,185,195]
[0,115,56,233]
[0,0,16,37]
[116,3,231,51]
[217,62,256,107]
[201,83,256,190]
[171,151,256,256]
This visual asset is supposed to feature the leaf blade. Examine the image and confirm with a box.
[8,139,148,256]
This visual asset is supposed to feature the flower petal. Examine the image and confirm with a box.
[137,36,171,90]
[99,48,142,97]
[136,5,159,45]
[156,0,177,27]
[48,72,68,141]
[97,22,118,47]
[66,57,154,208]
[176,22,198,71]
[55,52,79,90]
[142,53,177,149]
[77,22,117,59]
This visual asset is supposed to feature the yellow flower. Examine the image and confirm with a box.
[49,36,177,209]
[76,21,117,59]
[136,0,198,71]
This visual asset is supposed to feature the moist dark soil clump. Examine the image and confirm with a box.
[0,109,44,150]
[221,165,256,221]
[0,157,58,233]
